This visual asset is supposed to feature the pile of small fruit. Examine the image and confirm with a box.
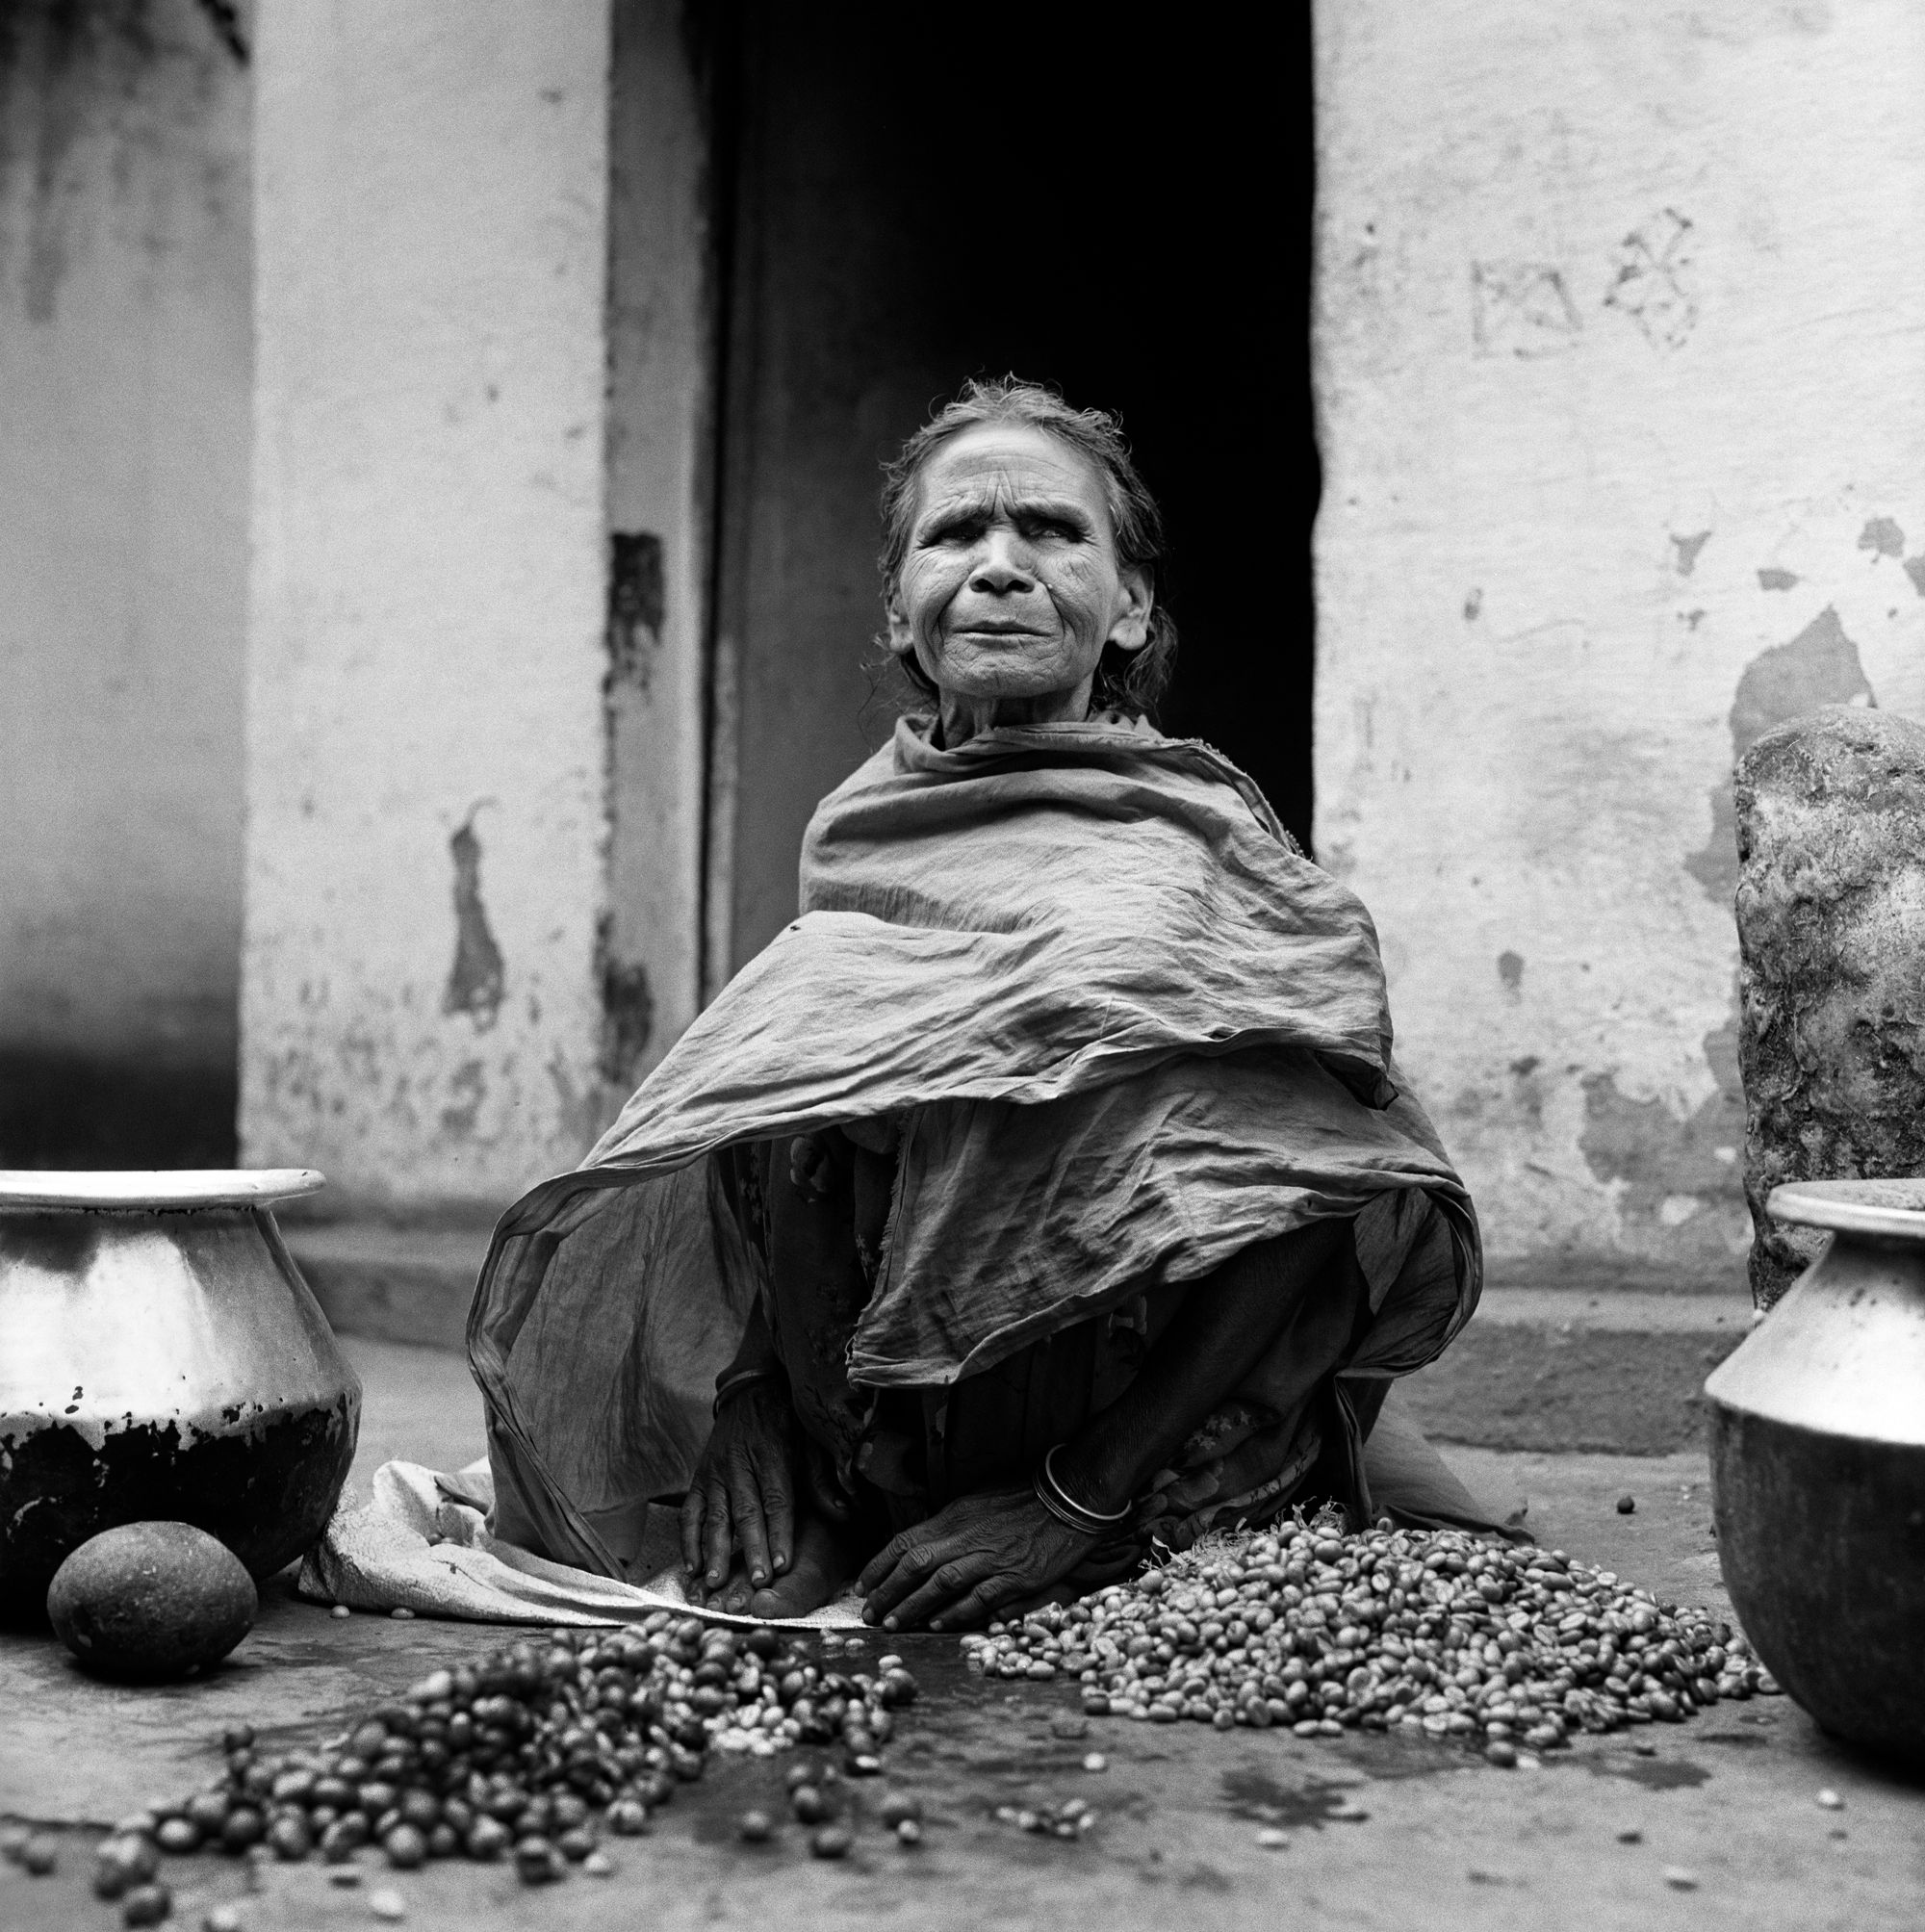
[964,1522,1775,1759]
[59,1614,916,1921]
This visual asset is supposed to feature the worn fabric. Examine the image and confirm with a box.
[298,1382,1502,1629]
[469,716,1482,1580]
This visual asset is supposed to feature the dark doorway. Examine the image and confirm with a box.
[708,8,1319,968]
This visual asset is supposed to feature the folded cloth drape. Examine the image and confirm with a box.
[469,716,1482,1581]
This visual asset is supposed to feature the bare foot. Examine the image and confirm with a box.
[709,1509,855,1619]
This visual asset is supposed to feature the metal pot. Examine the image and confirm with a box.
[1706,1178,1925,1765]
[0,1170,360,1614]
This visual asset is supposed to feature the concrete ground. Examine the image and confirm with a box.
[3,1336,1921,1932]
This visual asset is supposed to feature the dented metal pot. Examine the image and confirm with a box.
[0,1170,359,1614]
[1706,1178,1925,1765]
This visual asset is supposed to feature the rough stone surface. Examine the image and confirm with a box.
[1734,708,1925,1305]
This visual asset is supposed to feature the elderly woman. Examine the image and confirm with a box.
[469,379,1488,1631]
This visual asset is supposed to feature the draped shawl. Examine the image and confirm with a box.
[469,717,1480,1577]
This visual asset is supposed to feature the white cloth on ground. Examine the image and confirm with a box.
[298,1458,864,1629]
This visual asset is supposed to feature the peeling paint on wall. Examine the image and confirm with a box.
[1757,568,1800,590]
[1670,530,1712,576]
[1580,998,1746,1254]
[1857,516,1905,558]
[439,1057,486,1137]
[605,528,665,691]
[1685,606,1875,906]
[442,811,507,1030]
[599,950,654,1089]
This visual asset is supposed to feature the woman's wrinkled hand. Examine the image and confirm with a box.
[680,1380,797,1603]
[857,1487,1094,1632]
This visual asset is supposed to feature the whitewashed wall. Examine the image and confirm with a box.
[1314,1,1925,1282]
[242,0,616,1205]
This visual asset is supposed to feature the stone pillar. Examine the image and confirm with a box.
[242,0,616,1208]
[1734,708,1925,1306]
[1313,0,1925,1285]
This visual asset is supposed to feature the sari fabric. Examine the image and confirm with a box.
[468,717,1481,1578]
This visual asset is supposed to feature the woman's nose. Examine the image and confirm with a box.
[968,529,1036,593]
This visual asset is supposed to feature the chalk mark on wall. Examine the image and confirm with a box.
[1604,209,1698,351]
[1471,264,1580,358]
[442,805,507,1031]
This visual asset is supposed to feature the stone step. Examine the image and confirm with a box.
[285,1219,494,1354]
[1397,1286,1751,1456]
[284,1221,1755,1457]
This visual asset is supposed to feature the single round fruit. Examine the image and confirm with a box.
[46,1522,256,1680]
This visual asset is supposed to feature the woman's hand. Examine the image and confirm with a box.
[857,1487,1094,1632]
[680,1380,797,1600]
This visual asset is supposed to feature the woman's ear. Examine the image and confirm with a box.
[1107,565,1154,656]
[886,593,915,657]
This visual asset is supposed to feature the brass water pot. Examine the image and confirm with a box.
[0,1170,360,1613]
[1706,1179,1925,1765]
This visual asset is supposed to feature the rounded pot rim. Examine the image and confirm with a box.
[0,1169,326,1211]
[1767,1178,1925,1242]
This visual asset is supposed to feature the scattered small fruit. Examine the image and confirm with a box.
[367,1888,407,1921]
[809,1824,853,1860]
[1616,1496,1635,1515]
[1816,1788,1844,1810]
[1663,1867,1699,1891]
[119,1882,172,1926]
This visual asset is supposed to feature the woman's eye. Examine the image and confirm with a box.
[926,519,984,546]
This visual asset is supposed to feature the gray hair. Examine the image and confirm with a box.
[878,377,1178,718]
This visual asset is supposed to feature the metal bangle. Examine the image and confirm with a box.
[1033,1443,1133,1535]
[712,1367,781,1417]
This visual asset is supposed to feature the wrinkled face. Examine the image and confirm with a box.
[888,424,1151,708]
